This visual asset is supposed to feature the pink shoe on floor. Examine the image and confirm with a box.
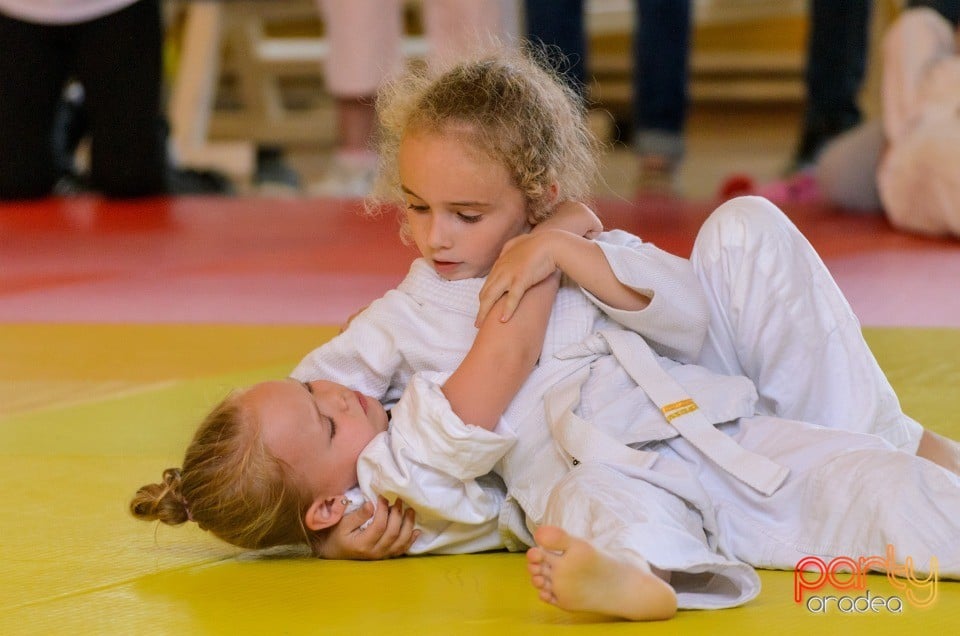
[716,171,822,205]
[755,170,822,204]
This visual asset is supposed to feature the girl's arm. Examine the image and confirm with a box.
[443,270,561,430]
[478,228,649,325]
[571,230,710,362]
[321,258,560,559]
[535,200,603,239]
[479,207,712,362]
[474,200,606,326]
[440,206,575,428]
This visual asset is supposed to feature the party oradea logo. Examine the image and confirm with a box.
[794,544,938,614]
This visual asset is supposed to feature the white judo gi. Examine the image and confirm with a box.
[353,323,960,609]
[291,209,709,405]
[294,210,712,554]
[293,196,921,451]
[291,196,934,604]
[499,328,959,609]
[691,197,922,452]
[351,373,511,555]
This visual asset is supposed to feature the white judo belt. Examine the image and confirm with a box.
[546,330,789,496]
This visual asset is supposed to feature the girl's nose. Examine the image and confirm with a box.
[427,215,450,249]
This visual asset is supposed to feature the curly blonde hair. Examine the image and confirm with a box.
[369,47,600,226]
[129,394,325,555]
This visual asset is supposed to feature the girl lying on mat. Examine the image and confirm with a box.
[133,51,960,621]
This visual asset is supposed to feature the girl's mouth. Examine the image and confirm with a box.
[433,260,459,274]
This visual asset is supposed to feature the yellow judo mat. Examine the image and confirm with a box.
[1,323,958,634]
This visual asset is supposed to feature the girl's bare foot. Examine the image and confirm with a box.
[917,429,960,475]
[525,525,677,621]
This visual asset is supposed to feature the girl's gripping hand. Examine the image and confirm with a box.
[318,496,419,560]
[476,201,601,326]
[477,231,565,325]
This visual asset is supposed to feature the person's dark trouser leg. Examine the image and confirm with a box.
[795,0,870,166]
[0,14,68,199]
[524,0,588,98]
[632,0,691,163]
[75,0,167,198]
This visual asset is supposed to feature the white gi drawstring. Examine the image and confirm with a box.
[548,330,789,497]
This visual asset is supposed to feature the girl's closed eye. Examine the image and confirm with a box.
[406,203,429,212]
[327,416,336,439]
[300,381,333,436]
[457,212,482,223]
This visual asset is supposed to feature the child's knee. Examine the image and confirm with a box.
[692,196,790,264]
[711,195,787,232]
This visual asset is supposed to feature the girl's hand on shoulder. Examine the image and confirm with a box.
[534,201,602,239]
[319,496,419,560]
[477,231,563,326]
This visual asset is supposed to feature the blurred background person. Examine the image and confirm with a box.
[0,0,168,199]
[524,0,691,192]
[310,0,517,197]
[791,0,960,170]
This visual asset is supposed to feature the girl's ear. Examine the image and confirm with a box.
[546,181,559,203]
[304,495,347,531]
